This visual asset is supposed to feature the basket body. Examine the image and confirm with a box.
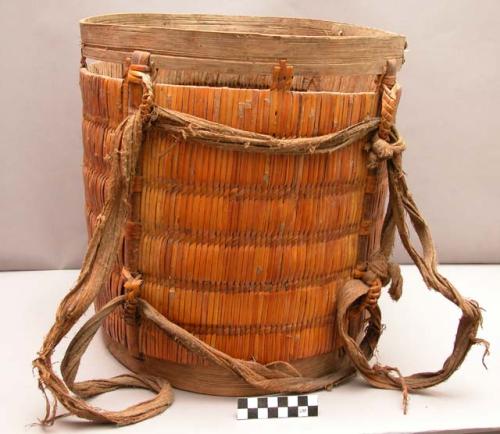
[80,14,405,395]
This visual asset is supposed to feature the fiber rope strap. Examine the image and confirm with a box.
[33,65,488,426]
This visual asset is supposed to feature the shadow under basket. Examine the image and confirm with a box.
[80,14,403,396]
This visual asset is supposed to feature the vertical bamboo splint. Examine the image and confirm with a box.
[33,14,487,426]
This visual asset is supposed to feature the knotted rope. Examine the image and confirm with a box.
[32,62,488,426]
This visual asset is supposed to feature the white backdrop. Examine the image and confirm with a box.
[1,0,499,270]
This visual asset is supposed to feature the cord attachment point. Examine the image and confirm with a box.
[353,263,383,308]
[122,267,143,359]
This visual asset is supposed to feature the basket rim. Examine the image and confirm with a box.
[80,13,404,40]
[80,13,406,76]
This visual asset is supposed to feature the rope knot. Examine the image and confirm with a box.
[366,130,406,169]
[353,263,382,307]
[354,252,403,304]
[122,268,143,325]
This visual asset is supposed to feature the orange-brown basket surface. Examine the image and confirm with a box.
[79,14,404,394]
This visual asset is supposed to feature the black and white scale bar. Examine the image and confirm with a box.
[236,394,318,420]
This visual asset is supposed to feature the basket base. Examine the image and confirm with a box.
[103,332,355,396]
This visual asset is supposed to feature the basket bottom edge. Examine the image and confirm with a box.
[103,332,355,396]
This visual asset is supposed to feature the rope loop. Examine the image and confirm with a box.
[336,63,488,413]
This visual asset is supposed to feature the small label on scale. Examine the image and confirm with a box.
[236,394,318,420]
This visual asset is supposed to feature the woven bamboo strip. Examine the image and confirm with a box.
[82,63,386,365]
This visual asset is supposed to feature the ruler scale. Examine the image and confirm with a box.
[236,394,319,420]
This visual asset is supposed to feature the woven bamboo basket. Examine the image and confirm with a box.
[32,13,487,426]
[80,14,403,395]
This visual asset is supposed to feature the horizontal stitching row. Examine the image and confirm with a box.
[140,224,360,246]
[158,315,336,336]
[141,267,351,293]
[82,165,366,201]
[140,178,365,199]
